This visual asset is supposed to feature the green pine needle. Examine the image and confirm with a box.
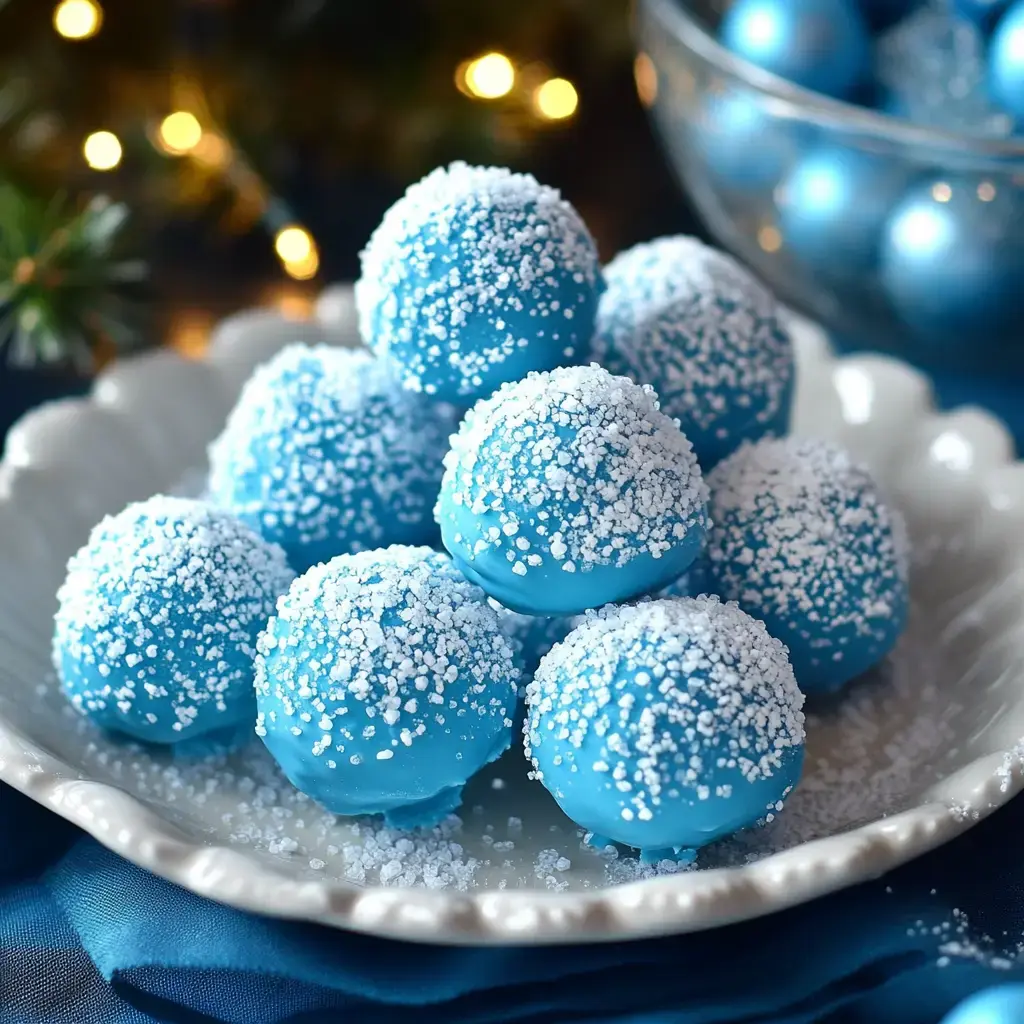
[0,181,149,370]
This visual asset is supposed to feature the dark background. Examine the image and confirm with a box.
[0,0,704,327]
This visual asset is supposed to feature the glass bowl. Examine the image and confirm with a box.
[636,0,1024,375]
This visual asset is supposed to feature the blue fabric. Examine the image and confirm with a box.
[3,777,1024,1024]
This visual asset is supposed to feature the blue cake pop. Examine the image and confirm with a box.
[720,0,871,100]
[942,985,1024,1024]
[591,237,794,470]
[436,364,709,617]
[254,546,520,829]
[703,438,909,695]
[355,162,603,404]
[207,345,460,574]
[525,597,806,858]
[53,496,293,746]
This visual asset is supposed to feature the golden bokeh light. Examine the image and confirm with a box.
[275,226,320,280]
[462,53,515,100]
[83,130,122,171]
[158,112,203,155]
[634,53,658,107]
[53,0,102,40]
[533,78,578,121]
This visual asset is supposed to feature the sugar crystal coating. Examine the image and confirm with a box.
[207,345,459,573]
[356,162,603,403]
[436,363,709,616]
[254,545,520,828]
[525,597,805,853]
[53,496,294,745]
[592,236,794,470]
[704,437,909,695]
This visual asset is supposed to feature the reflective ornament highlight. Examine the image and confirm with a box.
[989,0,1024,123]
[778,144,908,280]
[719,0,871,100]
[941,985,1024,1024]
[880,177,1024,352]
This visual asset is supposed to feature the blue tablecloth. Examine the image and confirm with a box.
[1,777,1022,1024]
[3,363,1024,1024]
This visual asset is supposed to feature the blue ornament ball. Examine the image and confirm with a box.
[356,162,603,404]
[941,985,1024,1024]
[592,236,794,471]
[255,546,520,829]
[693,89,799,192]
[955,0,1011,29]
[778,145,909,280]
[719,0,871,100]
[525,597,806,856]
[703,437,909,695]
[54,496,294,746]
[437,364,709,617]
[858,0,922,30]
[207,344,460,574]
[880,176,1024,351]
[989,1,1024,120]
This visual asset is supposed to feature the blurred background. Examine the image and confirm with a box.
[0,0,698,355]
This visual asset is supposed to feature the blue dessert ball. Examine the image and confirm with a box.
[53,496,294,746]
[703,438,909,695]
[436,364,709,617]
[942,985,1024,1024]
[778,145,909,281]
[720,0,871,100]
[880,177,1024,351]
[207,344,460,574]
[989,1,1024,120]
[355,162,603,405]
[592,236,794,470]
[254,545,520,829]
[525,597,806,855]
[693,89,799,192]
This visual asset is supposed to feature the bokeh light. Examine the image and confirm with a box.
[83,130,122,170]
[158,112,203,155]
[462,53,515,100]
[53,0,102,41]
[533,78,578,120]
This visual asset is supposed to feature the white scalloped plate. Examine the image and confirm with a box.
[2,287,1024,946]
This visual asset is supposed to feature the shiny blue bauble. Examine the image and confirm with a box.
[989,1,1024,120]
[778,145,908,281]
[720,0,871,100]
[693,90,799,192]
[858,0,922,30]
[954,0,1011,29]
[880,177,1024,350]
[941,985,1024,1024]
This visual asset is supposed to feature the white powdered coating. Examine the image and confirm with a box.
[705,438,909,633]
[355,162,601,396]
[440,364,708,575]
[254,546,518,762]
[54,496,293,734]
[207,345,456,553]
[591,236,792,434]
[525,598,805,813]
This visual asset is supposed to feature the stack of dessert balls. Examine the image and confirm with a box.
[52,163,909,862]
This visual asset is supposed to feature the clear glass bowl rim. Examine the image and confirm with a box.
[641,0,1024,159]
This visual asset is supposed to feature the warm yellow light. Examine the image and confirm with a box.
[191,131,232,169]
[54,0,102,40]
[634,53,658,107]
[83,130,122,171]
[757,225,783,253]
[932,182,953,203]
[533,78,578,121]
[159,112,203,155]
[274,226,315,264]
[463,53,515,100]
[282,250,320,281]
